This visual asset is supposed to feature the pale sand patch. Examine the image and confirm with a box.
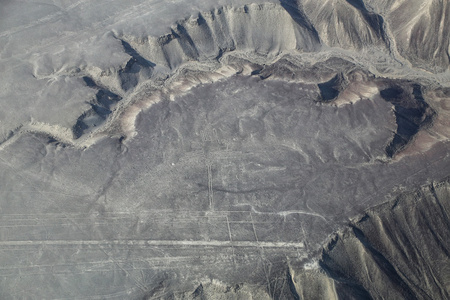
[333,81,379,107]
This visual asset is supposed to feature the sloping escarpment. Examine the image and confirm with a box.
[2,3,322,146]
[302,0,388,51]
[67,2,445,155]
[72,76,122,139]
[4,1,449,150]
[370,0,450,72]
[303,0,450,71]
[318,177,450,300]
[2,1,450,149]
[0,4,367,142]
[317,73,347,102]
[121,54,438,160]
[110,2,320,78]
[379,83,436,157]
[312,71,437,158]
[174,178,450,300]
[70,3,323,143]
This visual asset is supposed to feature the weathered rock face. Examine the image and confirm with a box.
[302,0,387,50]
[365,0,450,72]
[0,1,449,299]
[302,0,450,72]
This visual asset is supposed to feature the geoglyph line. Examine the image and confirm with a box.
[207,164,214,210]
[0,240,304,248]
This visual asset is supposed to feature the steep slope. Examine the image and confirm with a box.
[366,0,450,72]
[302,0,388,51]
